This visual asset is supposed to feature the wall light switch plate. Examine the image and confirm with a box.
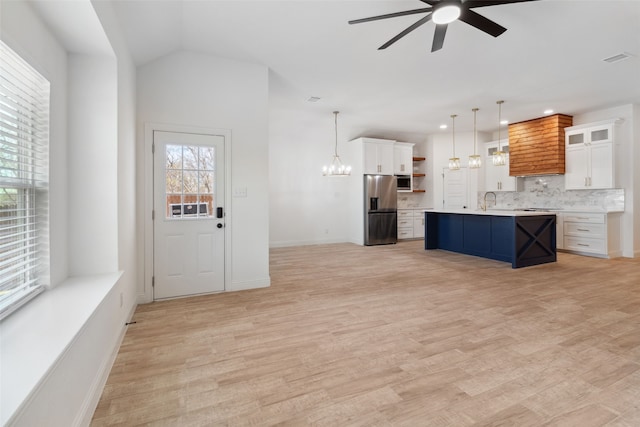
[233,187,247,198]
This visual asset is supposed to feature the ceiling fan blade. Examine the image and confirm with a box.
[431,24,448,52]
[418,0,439,5]
[465,0,539,8]
[459,9,507,37]
[378,15,432,50]
[349,7,432,25]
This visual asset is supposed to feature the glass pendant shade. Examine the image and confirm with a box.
[448,114,460,170]
[322,111,351,176]
[468,154,482,168]
[448,157,461,170]
[492,100,506,167]
[492,150,507,166]
[468,107,481,169]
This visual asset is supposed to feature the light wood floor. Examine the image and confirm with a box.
[92,241,640,426]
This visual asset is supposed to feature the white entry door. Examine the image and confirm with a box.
[153,131,225,299]
[443,167,468,210]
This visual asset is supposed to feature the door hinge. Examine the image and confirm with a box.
[152,143,155,154]
[152,276,155,287]
[152,210,155,220]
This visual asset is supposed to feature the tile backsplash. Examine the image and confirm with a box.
[478,175,625,211]
[398,193,428,209]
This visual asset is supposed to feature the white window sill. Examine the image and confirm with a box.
[0,272,122,425]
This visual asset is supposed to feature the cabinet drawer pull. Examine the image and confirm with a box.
[577,228,590,232]
[577,243,590,247]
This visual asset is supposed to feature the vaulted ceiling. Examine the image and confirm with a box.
[111,0,640,138]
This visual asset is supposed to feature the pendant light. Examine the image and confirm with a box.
[492,100,507,166]
[448,114,460,170]
[468,107,481,169]
[322,111,351,176]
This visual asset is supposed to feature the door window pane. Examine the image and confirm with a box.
[166,145,182,169]
[199,147,215,170]
[183,146,198,170]
[183,171,198,194]
[166,170,182,193]
[165,144,215,218]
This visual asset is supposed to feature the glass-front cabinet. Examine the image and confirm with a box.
[565,122,615,190]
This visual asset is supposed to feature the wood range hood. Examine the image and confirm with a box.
[508,114,573,176]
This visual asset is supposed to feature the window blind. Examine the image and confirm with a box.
[0,40,50,320]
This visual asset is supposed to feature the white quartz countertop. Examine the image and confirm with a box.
[424,209,558,217]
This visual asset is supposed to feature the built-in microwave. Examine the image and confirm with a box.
[396,175,411,192]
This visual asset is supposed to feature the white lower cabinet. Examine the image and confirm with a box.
[560,212,621,258]
[397,209,424,240]
[397,209,414,240]
[413,215,425,238]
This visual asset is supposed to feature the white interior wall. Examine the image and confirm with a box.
[269,107,351,247]
[136,51,270,298]
[0,1,139,425]
[91,0,139,312]
[67,54,119,275]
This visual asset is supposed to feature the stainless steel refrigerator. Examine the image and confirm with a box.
[364,175,397,245]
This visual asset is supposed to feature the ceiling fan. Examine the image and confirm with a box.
[348,0,539,53]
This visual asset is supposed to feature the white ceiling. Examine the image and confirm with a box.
[111,0,640,138]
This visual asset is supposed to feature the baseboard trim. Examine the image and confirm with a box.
[229,277,271,291]
[270,238,348,248]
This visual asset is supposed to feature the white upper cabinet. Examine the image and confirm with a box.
[565,121,616,190]
[363,140,395,175]
[484,140,518,192]
[393,143,414,175]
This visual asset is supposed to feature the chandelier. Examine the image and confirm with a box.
[322,111,351,176]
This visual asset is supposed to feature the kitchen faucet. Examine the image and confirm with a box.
[482,192,497,211]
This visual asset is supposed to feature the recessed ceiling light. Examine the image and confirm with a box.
[603,53,631,63]
[440,124,448,129]
[544,109,554,115]
[307,96,321,102]
[500,120,509,125]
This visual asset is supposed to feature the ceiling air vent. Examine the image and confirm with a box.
[603,53,631,63]
[307,96,321,103]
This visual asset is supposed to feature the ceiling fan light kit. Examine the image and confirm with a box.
[349,0,539,53]
[432,4,461,24]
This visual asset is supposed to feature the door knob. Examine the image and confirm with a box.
[217,223,223,229]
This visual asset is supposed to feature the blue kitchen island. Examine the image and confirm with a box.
[424,209,557,268]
